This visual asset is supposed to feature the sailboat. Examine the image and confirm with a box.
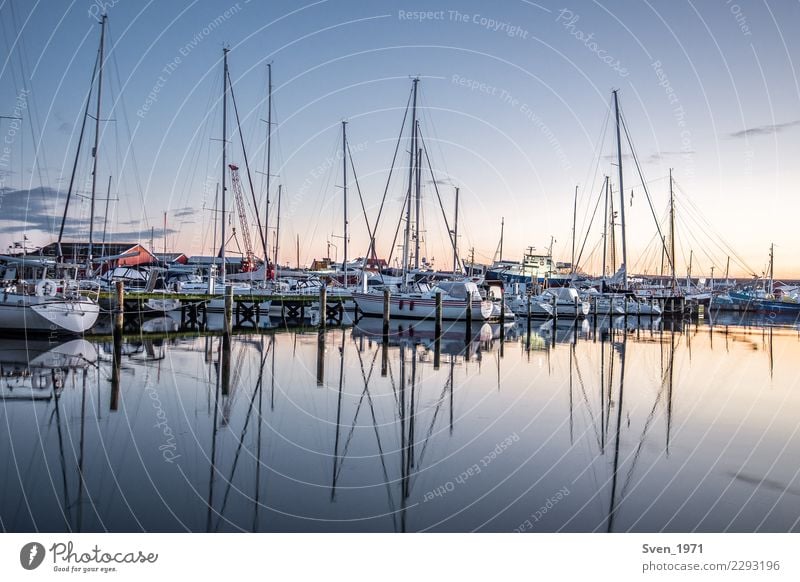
[166,49,275,322]
[352,78,495,322]
[0,16,108,335]
[0,260,99,334]
[584,92,663,317]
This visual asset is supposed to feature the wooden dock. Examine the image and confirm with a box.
[97,289,352,333]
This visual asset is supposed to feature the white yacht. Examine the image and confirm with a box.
[0,259,99,334]
[353,280,494,321]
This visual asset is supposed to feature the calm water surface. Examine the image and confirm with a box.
[2,314,799,532]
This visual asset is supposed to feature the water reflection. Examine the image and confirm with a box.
[1,314,798,532]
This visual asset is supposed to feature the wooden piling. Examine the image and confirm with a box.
[435,292,443,338]
[319,285,328,330]
[223,285,233,336]
[113,281,124,335]
[499,285,506,326]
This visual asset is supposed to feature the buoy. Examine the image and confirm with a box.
[35,279,58,297]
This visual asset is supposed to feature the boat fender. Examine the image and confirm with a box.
[409,301,414,311]
[399,299,404,310]
[35,279,58,297]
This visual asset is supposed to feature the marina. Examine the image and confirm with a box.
[1,3,799,572]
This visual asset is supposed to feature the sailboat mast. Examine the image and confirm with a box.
[609,188,616,273]
[402,78,418,282]
[613,90,627,288]
[669,168,676,292]
[602,176,609,281]
[212,183,219,257]
[499,216,505,263]
[768,243,774,294]
[87,13,106,269]
[342,120,348,287]
[58,63,98,263]
[221,48,229,286]
[724,256,730,285]
[687,249,693,292]
[452,187,459,273]
[414,140,422,269]
[274,185,282,270]
[571,185,577,275]
[264,63,272,280]
[101,175,112,258]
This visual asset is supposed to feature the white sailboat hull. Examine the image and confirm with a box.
[352,292,494,321]
[0,294,100,334]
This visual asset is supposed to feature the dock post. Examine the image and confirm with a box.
[114,281,124,335]
[435,292,443,338]
[435,291,443,365]
[383,287,391,335]
[551,293,558,325]
[223,285,233,336]
[464,294,473,355]
[319,285,328,330]
[574,296,579,319]
[500,285,506,331]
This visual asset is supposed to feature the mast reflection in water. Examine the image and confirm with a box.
[1,313,799,532]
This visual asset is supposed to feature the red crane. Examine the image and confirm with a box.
[228,163,257,272]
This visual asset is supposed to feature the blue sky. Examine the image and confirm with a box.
[1,0,798,276]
